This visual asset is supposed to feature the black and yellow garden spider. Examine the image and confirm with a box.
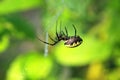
[37,24,83,48]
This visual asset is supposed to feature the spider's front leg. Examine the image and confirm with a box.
[72,24,77,36]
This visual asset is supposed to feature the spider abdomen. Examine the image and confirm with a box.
[64,36,83,48]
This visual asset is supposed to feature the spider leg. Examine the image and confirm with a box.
[59,22,66,36]
[48,34,57,42]
[37,36,58,46]
[56,21,59,38]
[61,31,65,35]
[72,24,76,36]
[59,21,62,35]
[65,26,68,36]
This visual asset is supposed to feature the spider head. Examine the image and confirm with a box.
[57,33,69,41]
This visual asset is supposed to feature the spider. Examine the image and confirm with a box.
[37,24,83,48]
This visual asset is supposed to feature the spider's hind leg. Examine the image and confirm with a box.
[48,34,57,42]
[37,36,58,46]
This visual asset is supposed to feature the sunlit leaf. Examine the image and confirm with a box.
[6,51,53,80]
[54,36,111,66]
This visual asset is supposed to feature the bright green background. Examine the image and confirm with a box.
[0,0,120,80]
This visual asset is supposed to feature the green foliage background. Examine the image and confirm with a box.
[0,0,120,80]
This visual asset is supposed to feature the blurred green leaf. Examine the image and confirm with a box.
[0,35,9,53]
[0,0,43,15]
[6,51,53,80]
[54,36,111,66]
[3,15,36,39]
[108,69,120,80]
[42,0,91,29]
